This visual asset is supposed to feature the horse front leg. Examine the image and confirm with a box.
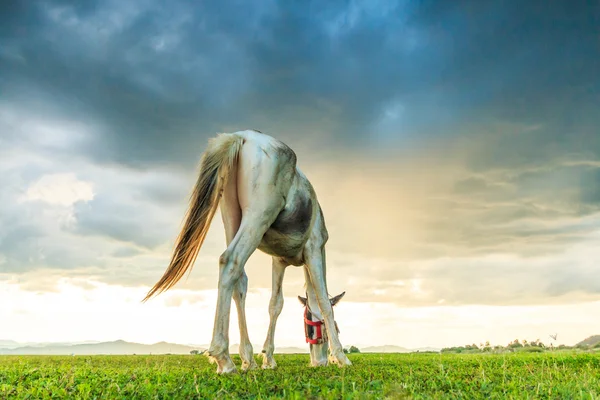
[304,244,351,367]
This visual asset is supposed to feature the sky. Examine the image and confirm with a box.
[1,0,599,350]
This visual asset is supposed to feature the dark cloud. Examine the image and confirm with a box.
[1,0,600,308]
[0,137,226,291]
[1,0,597,167]
[111,246,143,259]
[453,177,491,194]
[579,168,600,206]
[72,192,175,250]
[331,234,600,307]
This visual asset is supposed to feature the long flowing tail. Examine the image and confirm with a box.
[142,133,244,302]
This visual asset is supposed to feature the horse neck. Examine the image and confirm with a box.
[305,286,323,321]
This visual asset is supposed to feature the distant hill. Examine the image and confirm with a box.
[276,346,309,354]
[0,340,310,355]
[228,344,308,354]
[412,347,441,353]
[576,335,600,347]
[0,340,102,350]
[0,340,203,355]
[0,340,439,355]
[360,345,440,353]
[0,340,21,349]
[361,345,411,353]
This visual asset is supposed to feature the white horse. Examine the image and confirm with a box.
[143,129,351,373]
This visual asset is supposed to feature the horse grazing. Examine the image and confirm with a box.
[143,130,351,373]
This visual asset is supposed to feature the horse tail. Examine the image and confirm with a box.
[142,133,244,301]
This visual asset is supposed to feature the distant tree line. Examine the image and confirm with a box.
[441,338,600,354]
[343,346,361,354]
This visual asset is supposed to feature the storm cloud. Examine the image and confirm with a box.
[1,0,599,307]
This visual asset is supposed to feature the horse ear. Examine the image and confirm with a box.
[298,295,307,306]
[330,291,346,307]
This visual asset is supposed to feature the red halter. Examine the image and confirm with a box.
[304,307,325,344]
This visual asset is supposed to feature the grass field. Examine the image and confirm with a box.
[1,352,599,399]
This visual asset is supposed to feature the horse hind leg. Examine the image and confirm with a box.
[206,206,284,374]
[218,157,257,371]
[206,137,293,373]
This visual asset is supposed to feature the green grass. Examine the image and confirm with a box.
[1,352,599,399]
